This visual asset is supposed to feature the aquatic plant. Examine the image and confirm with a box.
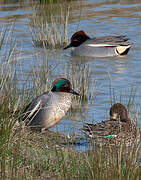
[29,2,70,48]
[66,64,95,102]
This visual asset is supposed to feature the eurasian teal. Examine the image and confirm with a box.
[23,78,79,130]
[81,103,138,146]
[64,31,131,57]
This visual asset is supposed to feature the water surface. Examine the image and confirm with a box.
[0,0,141,151]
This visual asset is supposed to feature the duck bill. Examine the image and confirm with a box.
[69,89,80,96]
[63,43,72,50]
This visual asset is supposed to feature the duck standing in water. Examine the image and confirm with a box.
[81,103,138,146]
[22,78,79,131]
[64,31,131,57]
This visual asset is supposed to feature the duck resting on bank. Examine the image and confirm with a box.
[81,103,138,146]
[22,78,79,131]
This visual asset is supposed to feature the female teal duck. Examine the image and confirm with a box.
[81,103,138,145]
[23,78,79,131]
[64,31,131,57]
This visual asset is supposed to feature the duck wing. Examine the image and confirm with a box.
[91,36,130,46]
[82,120,126,137]
[22,91,50,123]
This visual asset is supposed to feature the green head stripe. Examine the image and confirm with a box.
[104,135,117,139]
[54,80,66,89]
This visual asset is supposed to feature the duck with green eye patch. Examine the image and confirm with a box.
[22,78,79,131]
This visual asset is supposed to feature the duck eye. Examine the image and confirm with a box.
[62,84,67,87]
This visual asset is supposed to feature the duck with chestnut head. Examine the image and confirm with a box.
[22,78,79,131]
[64,31,131,57]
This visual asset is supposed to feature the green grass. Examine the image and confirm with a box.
[0,25,141,180]
[0,121,140,179]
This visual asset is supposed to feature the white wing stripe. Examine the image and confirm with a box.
[28,100,41,118]
[86,44,115,47]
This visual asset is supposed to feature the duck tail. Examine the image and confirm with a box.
[115,45,131,55]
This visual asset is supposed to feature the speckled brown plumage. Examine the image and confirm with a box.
[81,103,138,146]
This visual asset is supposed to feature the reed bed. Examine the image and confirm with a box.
[29,1,70,48]
[66,64,95,102]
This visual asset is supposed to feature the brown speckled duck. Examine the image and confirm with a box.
[81,103,138,146]
[22,78,79,131]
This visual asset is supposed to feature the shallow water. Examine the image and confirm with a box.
[0,0,141,151]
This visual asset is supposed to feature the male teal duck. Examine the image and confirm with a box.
[81,103,138,146]
[22,78,79,131]
[64,31,131,57]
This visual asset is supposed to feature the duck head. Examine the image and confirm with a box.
[51,78,79,95]
[64,30,90,49]
[110,103,128,122]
